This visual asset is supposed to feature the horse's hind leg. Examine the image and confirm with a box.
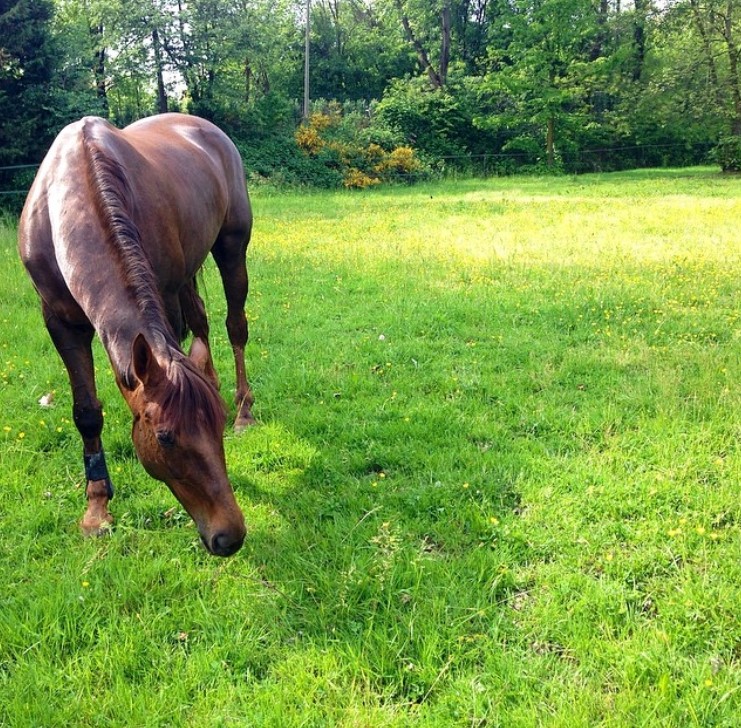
[43,303,114,535]
[212,230,255,431]
[179,280,220,388]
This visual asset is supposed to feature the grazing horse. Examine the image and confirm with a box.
[18,113,255,557]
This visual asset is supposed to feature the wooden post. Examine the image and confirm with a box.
[303,0,311,120]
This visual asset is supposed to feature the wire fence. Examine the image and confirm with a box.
[0,164,39,203]
[437,142,716,177]
[0,142,718,203]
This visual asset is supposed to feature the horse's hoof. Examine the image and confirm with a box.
[234,415,257,433]
[80,519,113,538]
[80,508,114,537]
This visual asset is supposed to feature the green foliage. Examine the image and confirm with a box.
[236,133,345,189]
[0,0,737,183]
[377,77,469,159]
[203,91,297,147]
[477,0,609,167]
[0,0,60,163]
[0,166,36,215]
[308,0,415,101]
[714,135,741,172]
[3,170,741,724]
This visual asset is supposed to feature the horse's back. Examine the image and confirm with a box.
[20,115,133,258]
[124,115,251,263]
[124,114,250,220]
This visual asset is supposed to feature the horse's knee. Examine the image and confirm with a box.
[73,402,104,440]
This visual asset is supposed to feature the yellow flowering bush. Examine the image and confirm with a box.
[294,105,428,188]
[309,111,334,132]
[376,146,421,175]
[364,143,386,166]
[295,124,323,155]
[343,168,381,189]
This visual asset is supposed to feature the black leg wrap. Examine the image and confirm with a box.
[84,450,114,499]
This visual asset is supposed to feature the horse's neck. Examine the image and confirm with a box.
[50,203,177,384]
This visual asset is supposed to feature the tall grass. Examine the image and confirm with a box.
[1,168,740,725]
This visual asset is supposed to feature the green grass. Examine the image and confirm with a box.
[1,167,740,726]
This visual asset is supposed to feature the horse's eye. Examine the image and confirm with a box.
[156,430,176,448]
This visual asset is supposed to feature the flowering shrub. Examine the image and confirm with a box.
[294,104,428,188]
[294,125,323,155]
[343,168,381,189]
[375,146,421,176]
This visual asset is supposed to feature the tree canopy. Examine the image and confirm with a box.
[1,0,740,179]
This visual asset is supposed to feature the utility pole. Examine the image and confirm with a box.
[303,0,311,120]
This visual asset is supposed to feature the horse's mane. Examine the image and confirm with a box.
[162,354,227,437]
[81,122,177,355]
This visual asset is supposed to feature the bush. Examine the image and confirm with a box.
[343,169,380,189]
[376,78,470,161]
[231,96,430,189]
[235,134,343,188]
[714,135,741,173]
[0,166,37,215]
[294,102,429,188]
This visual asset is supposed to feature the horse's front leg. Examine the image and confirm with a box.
[43,304,114,535]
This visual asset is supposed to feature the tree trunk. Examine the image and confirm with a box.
[632,0,648,81]
[174,0,199,102]
[244,56,252,104]
[689,0,723,108]
[723,1,741,135]
[330,0,343,57]
[440,2,451,86]
[546,116,555,167]
[90,22,108,115]
[152,28,168,114]
[591,0,609,61]
[395,0,443,89]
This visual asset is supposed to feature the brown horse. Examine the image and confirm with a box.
[18,113,255,557]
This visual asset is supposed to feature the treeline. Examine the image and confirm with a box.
[1,0,740,189]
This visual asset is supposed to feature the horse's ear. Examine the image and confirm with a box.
[188,337,210,374]
[132,333,164,388]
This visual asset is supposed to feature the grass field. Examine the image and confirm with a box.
[1,168,740,726]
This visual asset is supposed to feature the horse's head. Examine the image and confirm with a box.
[125,334,246,556]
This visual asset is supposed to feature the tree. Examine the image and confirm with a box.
[52,0,158,123]
[452,0,498,74]
[0,0,59,163]
[0,0,728,177]
[302,0,414,102]
[685,0,741,136]
[479,0,607,167]
[390,0,452,88]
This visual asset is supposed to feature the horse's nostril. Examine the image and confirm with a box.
[210,531,244,557]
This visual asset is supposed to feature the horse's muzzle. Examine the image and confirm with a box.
[203,529,245,557]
